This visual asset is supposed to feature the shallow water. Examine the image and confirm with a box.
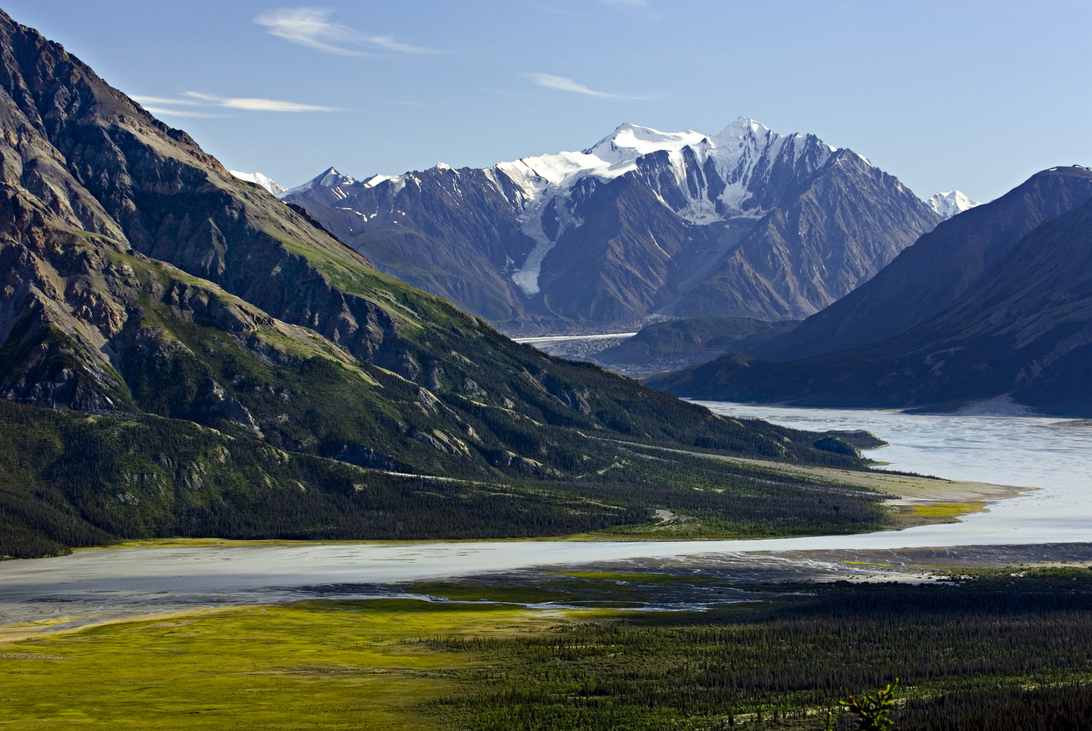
[695,402,1092,544]
[3,404,1091,623]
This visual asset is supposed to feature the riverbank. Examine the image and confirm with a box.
[608,440,1032,528]
[730,456,1032,528]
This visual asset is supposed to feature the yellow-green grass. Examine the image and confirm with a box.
[73,533,681,555]
[0,599,563,730]
[406,581,576,605]
[76,537,371,552]
[905,501,987,519]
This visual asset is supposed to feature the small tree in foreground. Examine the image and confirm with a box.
[840,678,899,730]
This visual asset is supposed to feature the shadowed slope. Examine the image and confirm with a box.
[755,166,1092,362]
[652,185,1092,416]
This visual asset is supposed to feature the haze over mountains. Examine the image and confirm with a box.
[284,120,943,334]
[653,166,1092,416]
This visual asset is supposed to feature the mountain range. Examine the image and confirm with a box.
[0,9,879,558]
[284,121,943,334]
[652,166,1092,416]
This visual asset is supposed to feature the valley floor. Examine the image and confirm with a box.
[4,546,1092,730]
[0,459,1025,638]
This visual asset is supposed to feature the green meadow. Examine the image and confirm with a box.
[0,599,545,730]
[5,568,1092,729]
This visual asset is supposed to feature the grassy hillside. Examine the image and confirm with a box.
[0,399,894,559]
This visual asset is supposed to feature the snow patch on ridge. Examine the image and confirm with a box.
[230,171,288,198]
[290,118,842,297]
[362,173,408,195]
[928,190,981,219]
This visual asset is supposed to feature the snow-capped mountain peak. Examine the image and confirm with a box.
[928,190,981,219]
[483,118,842,294]
[229,171,287,198]
[584,122,708,161]
[493,118,825,209]
[282,119,939,331]
[285,119,855,298]
[712,116,769,142]
[283,167,357,199]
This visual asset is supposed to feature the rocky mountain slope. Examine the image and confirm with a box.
[753,167,1092,362]
[0,10,881,557]
[652,167,1092,416]
[285,121,941,334]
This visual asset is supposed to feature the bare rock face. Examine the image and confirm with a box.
[0,8,411,414]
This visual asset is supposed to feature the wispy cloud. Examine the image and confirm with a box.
[132,92,335,117]
[183,92,336,112]
[139,107,227,119]
[601,0,649,7]
[255,8,438,56]
[131,95,226,118]
[526,73,649,100]
[131,95,200,107]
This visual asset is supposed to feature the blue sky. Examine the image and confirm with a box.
[7,1,1091,202]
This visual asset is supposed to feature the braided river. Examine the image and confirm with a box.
[3,403,1091,629]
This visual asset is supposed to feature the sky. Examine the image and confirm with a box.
[6,1,1091,203]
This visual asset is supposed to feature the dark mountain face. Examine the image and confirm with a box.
[651,173,1092,417]
[285,122,940,335]
[755,167,1092,362]
[0,10,880,556]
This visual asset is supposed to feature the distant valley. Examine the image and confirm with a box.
[5,5,1092,731]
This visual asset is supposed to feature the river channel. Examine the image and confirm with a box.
[2,404,1090,628]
